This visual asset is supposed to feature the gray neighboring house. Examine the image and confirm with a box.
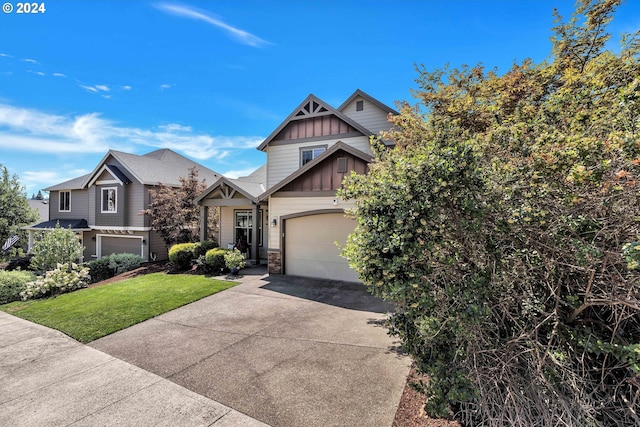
[26,149,219,262]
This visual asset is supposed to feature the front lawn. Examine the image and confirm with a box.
[0,273,236,343]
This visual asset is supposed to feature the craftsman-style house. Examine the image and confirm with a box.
[197,89,397,282]
[27,149,219,262]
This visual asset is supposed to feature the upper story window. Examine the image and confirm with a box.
[356,100,364,111]
[59,191,70,212]
[301,146,326,166]
[101,187,117,213]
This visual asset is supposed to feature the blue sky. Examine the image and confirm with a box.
[1,1,639,195]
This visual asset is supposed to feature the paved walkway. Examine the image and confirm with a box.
[1,267,410,426]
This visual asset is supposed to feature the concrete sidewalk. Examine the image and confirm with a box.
[0,311,269,426]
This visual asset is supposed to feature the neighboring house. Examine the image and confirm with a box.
[26,149,220,262]
[197,89,397,282]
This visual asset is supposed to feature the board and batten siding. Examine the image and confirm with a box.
[267,196,356,250]
[266,136,371,188]
[341,97,393,136]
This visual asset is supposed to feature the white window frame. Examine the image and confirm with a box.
[101,187,118,213]
[300,145,327,166]
[59,191,71,212]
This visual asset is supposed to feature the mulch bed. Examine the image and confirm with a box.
[89,261,459,426]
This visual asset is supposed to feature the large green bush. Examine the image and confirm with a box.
[339,2,640,425]
[30,223,84,273]
[204,248,229,273]
[86,258,111,283]
[168,243,197,270]
[194,240,218,258]
[0,270,35,304]
[108,253,144,275]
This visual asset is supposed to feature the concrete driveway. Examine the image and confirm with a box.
[89,271,410,427]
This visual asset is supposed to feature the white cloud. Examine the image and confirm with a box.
[122,85,132,90]
[34,71,45,76]
[80,85,98,93]
[160,83,173,90]
[22,58,38,64]
[79,83,111,94]
[0,103,263,160]
[223,166,262,179]
[0,53,13,58]
[95,84,109,92]
[154,3,270,48]
[53,73,66,77]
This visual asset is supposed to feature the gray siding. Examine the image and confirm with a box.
[50,189,90,220]
[94,184,126,227]
[125,183,147,227]
[149,230,169,261]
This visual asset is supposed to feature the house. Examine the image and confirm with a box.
[197,89,397,282]
[26,149,220,262]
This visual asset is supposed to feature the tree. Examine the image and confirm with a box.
[146,167,218,245]
[30,222,84,272]
[0,163,38,258]
[339,1,640,425]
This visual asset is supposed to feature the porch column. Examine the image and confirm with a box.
[199,206,208,242]
[252,203,259,265]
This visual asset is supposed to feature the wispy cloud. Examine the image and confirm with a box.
[223,166,262,179]
[0,53,13,58]
[159,83,173,91]
[154,3,270,47]
[22,58,39,64]
[53,72,66,78]
[79,83,110,94]
[0,103,263,161]
[122,85,132,90]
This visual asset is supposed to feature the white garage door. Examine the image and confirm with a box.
[284,213,359,282]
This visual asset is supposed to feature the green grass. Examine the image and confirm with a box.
[0,273,236,343]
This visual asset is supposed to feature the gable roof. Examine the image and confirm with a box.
[256,94,374,152]
[337,88,399,115]
[258,141,373,200]
[196,165,267,205]
[77,149,220,189]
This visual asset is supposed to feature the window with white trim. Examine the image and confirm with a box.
[101,187,117,213]
[234,210,263,247]
[301,146,326,166]
[59,191,70,212]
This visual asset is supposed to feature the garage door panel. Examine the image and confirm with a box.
[100,236,142,258]
[285,213,359,282]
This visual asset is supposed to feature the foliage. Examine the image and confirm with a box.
[86,257,112,283]
[1,273,237,343]
[0,164,38,258]
[145,167,218,245]
[339,1,640,425]
[86,252,145,284]
[21,263,90,300]
[168,242,197,270]
[194,240,218,258]
[205,247,230,273]
[107,253,144,275]
[0,270,35,304]
[224,249,246,271]
[29,223,84,273]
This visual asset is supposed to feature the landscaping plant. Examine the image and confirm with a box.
[21,263,90,300]
[29,222,84,273]
[0,270,35,304]
[339,1,640,425]
[168,242,197,270]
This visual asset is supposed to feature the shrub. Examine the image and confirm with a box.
[108,253,144,275]
[21,263,90,300]
[224,249,246,271]
[194,240,218,258]
[0,270,36,304]
[86,258,112,283]
[205,248,230,273]
[168,243,197,270]
[30,223,84,273]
